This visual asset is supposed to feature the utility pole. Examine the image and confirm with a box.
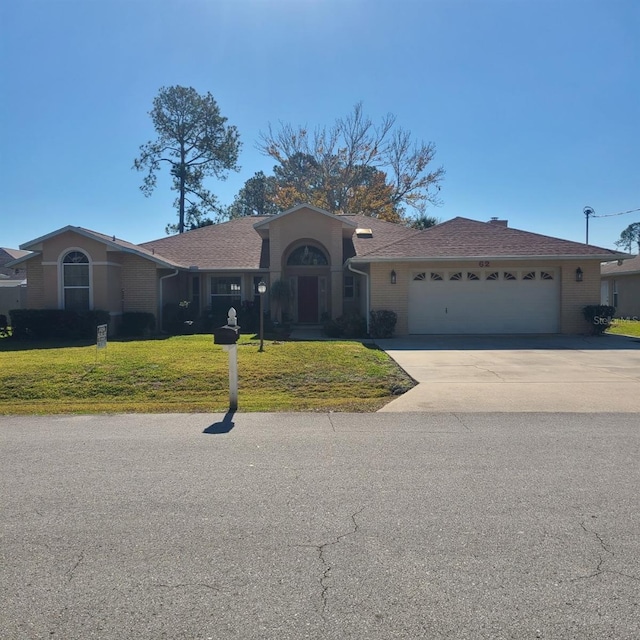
[583,206,594,245]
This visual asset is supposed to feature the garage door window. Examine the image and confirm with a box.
[430,272,443,281]
[541,271,554,280]
[450,272,463,281]
[523,272,536,280]
[467,272,480,280]
[414,272,426,281]
[487,272,499,280]
[504,272,517,280]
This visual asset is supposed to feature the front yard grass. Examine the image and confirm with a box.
[606,319,640,337]
[0,335,415,415]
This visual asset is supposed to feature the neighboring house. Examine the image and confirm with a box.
[0,247,29,318]
[601,255,640,319]
[8,204,627,335]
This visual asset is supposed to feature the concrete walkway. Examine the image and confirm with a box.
[376,334,640,412]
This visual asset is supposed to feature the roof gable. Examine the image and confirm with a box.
[253,204,357,232]
[17,225,182,269]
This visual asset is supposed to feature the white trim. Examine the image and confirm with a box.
[93,261,122,267]
[349,254,624,263]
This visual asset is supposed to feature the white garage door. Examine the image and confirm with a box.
[408,268,560,334]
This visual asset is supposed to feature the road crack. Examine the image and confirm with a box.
[296,507,364,617]
[451,412,471,432]
[152,582,222,592]
[471,364,505,381]
[571,521,614,582]
[67,551,85,582]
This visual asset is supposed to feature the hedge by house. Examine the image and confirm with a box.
[9,309,111,340]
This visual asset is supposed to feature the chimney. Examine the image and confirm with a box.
[489,217,508,227]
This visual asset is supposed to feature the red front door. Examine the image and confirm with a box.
[297,276,319,323]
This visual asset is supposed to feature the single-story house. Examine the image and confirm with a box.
[8,204,628,335]
[601,254,640,319]
[0,247,28,318]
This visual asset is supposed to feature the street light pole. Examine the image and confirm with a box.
[258,280,267,352]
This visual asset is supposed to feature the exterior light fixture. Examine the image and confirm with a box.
[575,267,583,282]
[257,280,267,352]
[390,270,397,285]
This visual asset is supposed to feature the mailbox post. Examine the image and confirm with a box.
[213,308,240,410]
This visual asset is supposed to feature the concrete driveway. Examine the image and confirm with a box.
[376,334,640,412]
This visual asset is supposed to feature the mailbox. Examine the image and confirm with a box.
[213,325,239,345]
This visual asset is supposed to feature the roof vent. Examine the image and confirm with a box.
[488,218,508,227]
[356,228,373,238]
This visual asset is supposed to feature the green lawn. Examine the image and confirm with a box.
[606,319,640,337]
[0,335,415,415]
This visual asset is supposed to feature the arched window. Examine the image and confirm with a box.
[62,251,90,310]
[287,245,328,266]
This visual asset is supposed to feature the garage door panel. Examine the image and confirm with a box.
[408,270,559,334]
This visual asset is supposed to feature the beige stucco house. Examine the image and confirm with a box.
[8,204,627,335]
[0,248,28,319]
[601,255,640,319]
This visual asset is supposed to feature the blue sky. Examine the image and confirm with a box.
[1,0,638,251]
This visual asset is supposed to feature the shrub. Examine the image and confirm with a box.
[322,312,368,339]
[369,310,397,338]
[120,312,156,337]
[163,301,196,335]
[9,309,110,340]
[582,305,616,335]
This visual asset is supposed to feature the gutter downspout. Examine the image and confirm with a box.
[347,261,370,334]
[159,269,179,332]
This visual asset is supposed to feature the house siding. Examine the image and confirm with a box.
[121,254,158,316]
[601,273,640,318]
[25,259,45,308]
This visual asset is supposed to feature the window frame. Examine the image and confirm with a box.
[59,248,92,311]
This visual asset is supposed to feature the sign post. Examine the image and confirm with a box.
[96,324,108,362]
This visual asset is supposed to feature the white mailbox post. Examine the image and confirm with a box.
[213,307,239,411]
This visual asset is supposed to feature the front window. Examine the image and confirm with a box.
[344,275,355,299]
[210,276,241,324]
[63,251,90,311]
[287,245,328,266]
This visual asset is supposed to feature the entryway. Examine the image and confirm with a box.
[297,275,319,323]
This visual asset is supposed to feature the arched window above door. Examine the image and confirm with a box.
[286,245,328,266]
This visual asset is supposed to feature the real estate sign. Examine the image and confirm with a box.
[97,324,108,350]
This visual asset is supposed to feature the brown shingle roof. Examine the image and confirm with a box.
[601,254,640,275]
[354,217,623,260]
[140,217,270,270]
[346,215,420,256]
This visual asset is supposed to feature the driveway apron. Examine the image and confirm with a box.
[376,334,640,412]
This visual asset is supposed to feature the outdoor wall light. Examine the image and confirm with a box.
[575,267,583,282]
[257,280,267,352]
[390,270,397,285]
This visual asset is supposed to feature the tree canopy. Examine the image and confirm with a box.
[226,171,280,219]
[256,103,444,223]
[134,86,240,234]
[615,222,640,254]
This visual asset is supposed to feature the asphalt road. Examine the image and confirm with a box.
[1,412,639,640]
